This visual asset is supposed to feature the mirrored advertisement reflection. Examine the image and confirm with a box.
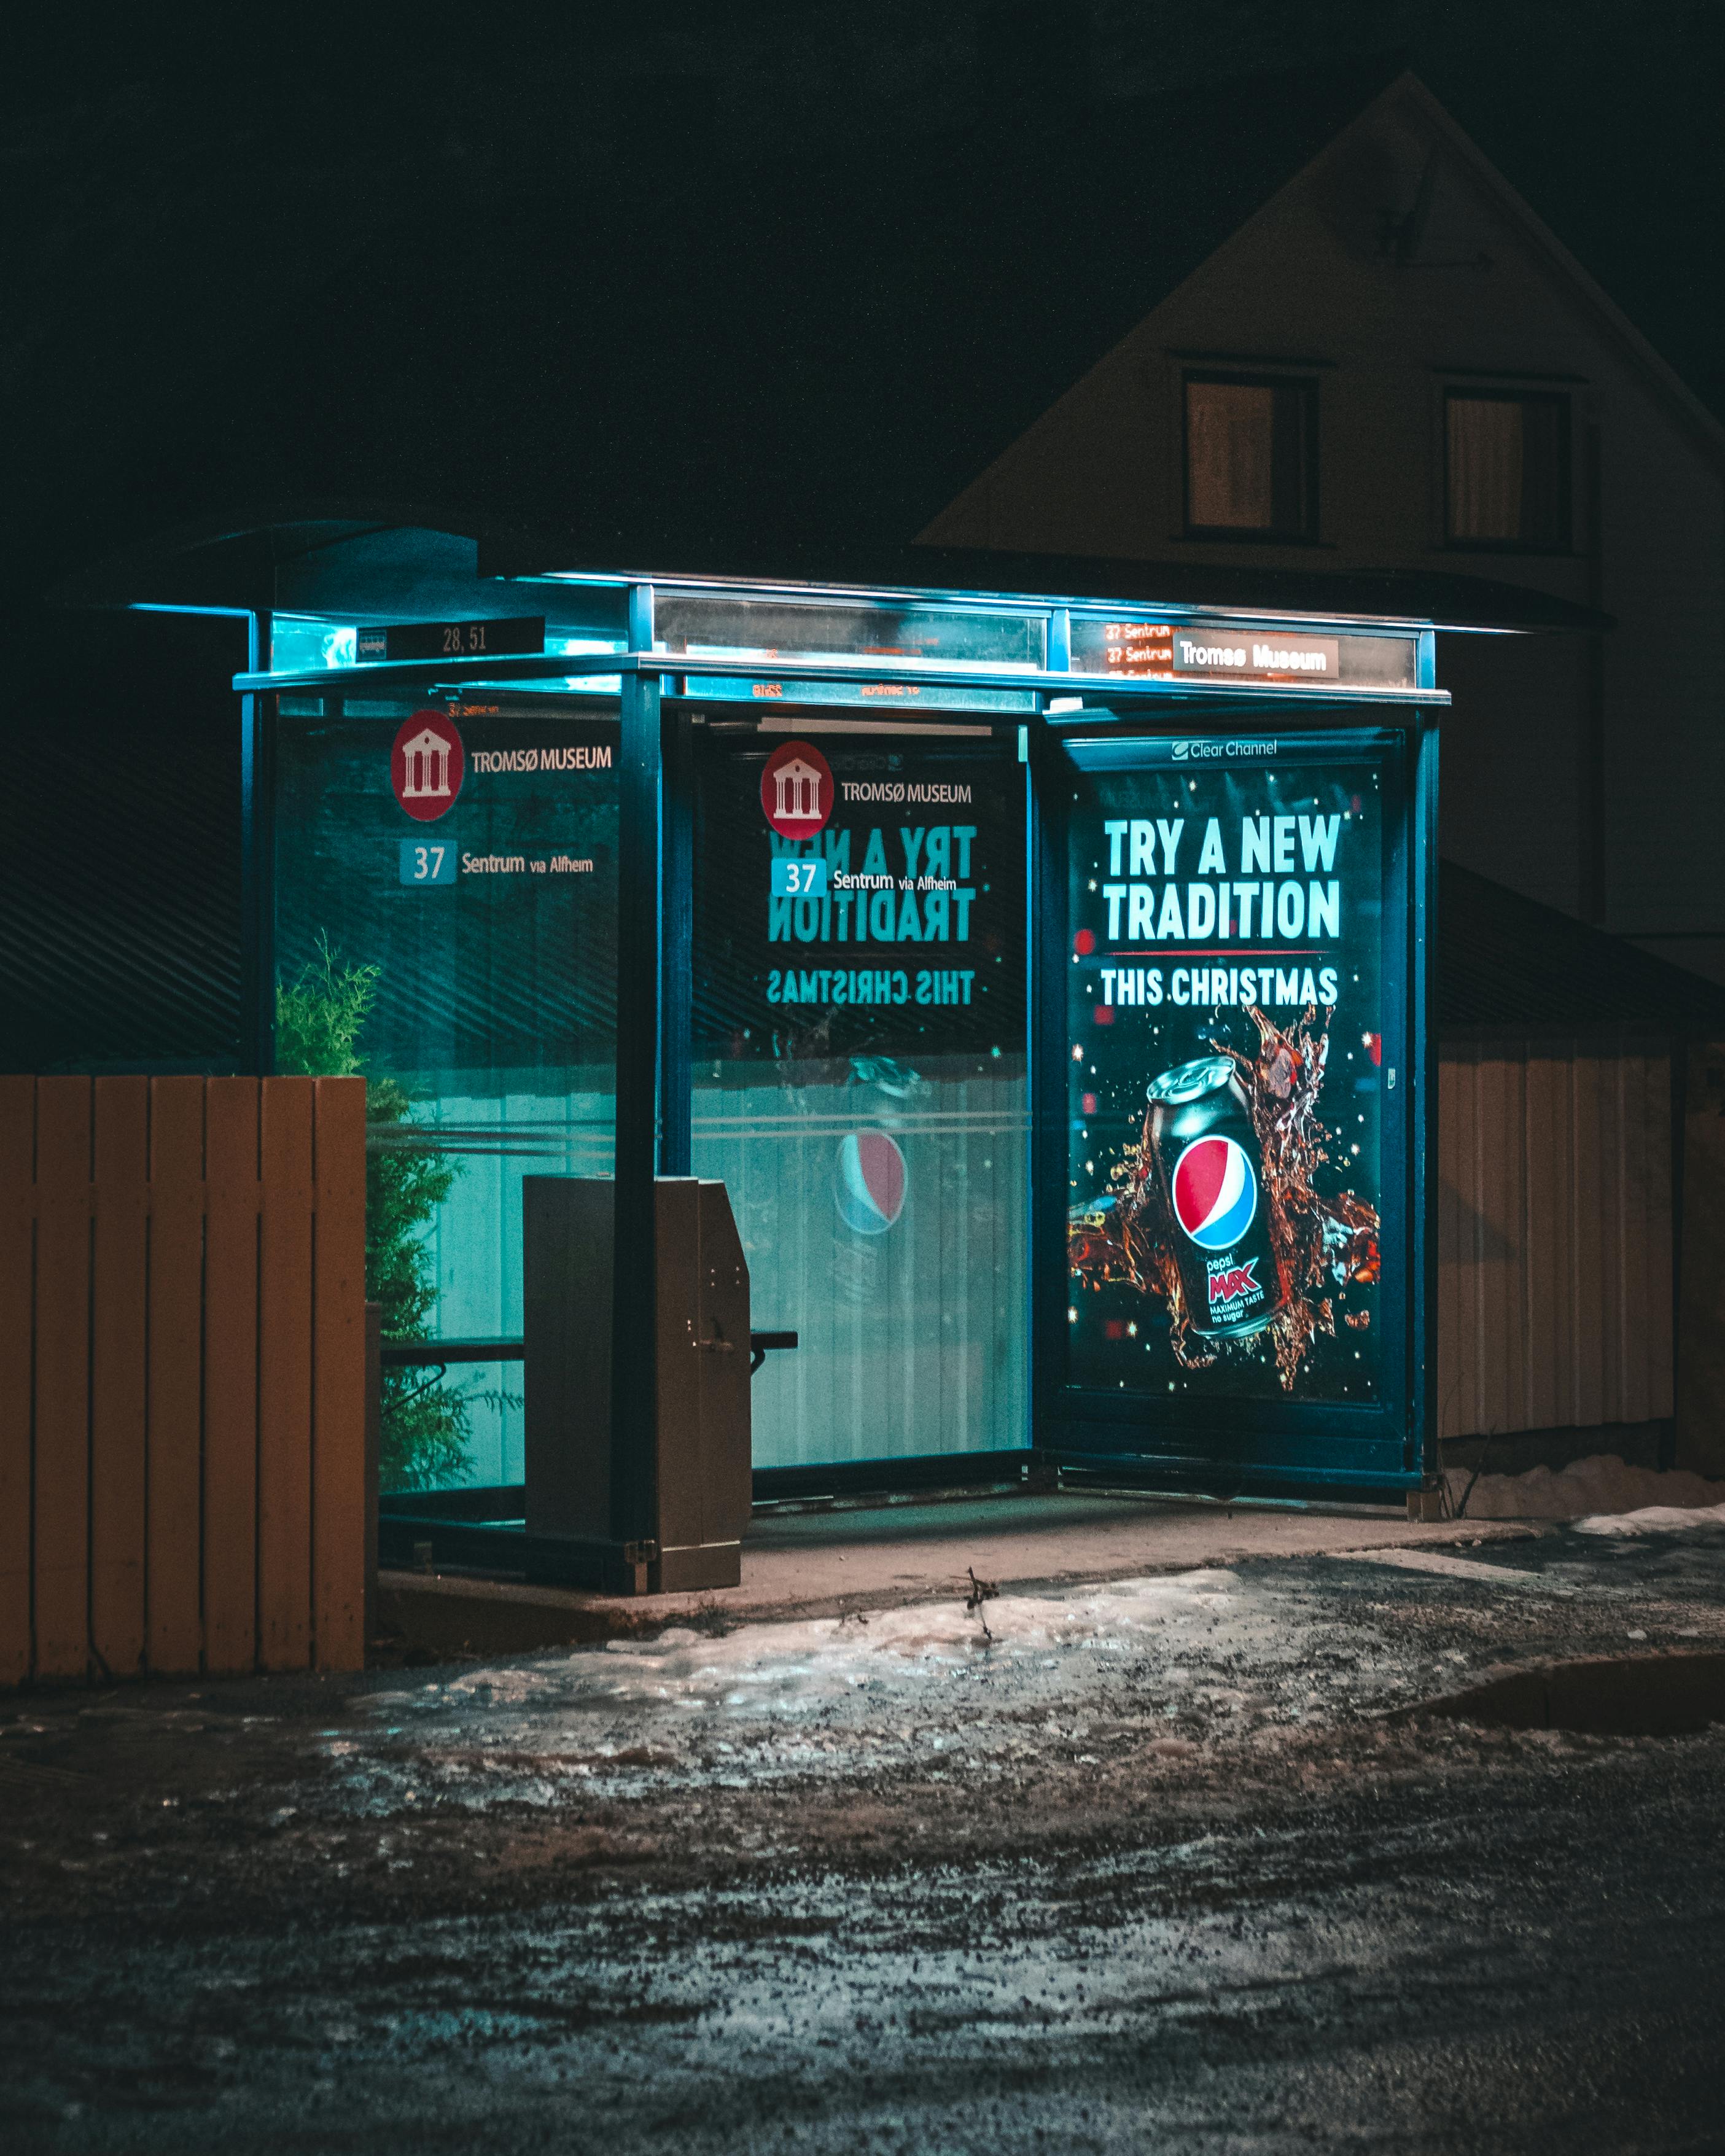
[1065,733,1393,1404]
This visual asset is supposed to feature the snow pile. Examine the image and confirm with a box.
[440,1570,1243,1718]
[1443,1452,1725,1524]
[1573,1502,1725,1537]
[334,1570,1300,1813]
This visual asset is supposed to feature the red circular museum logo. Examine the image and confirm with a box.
[760,738,834,841]
[391,710,464,822]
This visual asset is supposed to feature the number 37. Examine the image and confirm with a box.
[399,837,454,886]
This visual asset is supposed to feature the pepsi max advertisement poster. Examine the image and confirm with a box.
[1065,733,1392,1404]
[691,734,1026,1062]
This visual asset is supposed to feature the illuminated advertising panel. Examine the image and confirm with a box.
[1063,730,1405,1408]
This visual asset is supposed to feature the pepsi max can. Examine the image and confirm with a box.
[1145,1056,1285,1340]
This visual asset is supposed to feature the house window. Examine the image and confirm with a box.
[1445,391,1570,549]
[1183,375,1317,540]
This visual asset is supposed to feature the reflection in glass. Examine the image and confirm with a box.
[273,699,619,1489]
[691,733,1029,1469]
[659,595,1044,669]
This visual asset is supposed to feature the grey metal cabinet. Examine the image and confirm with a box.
[524,1177,751,1591]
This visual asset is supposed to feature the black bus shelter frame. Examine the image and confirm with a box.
[234,572,1444,1567]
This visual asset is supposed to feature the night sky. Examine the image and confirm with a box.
[1,1,1720,601]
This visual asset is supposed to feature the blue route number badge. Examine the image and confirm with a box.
[770,857,830,898]
[399,838,458,885]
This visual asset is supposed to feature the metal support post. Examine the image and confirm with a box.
[659,703,694,1177]
[1412,714,1440,1482]
[610,596,663,1549]
[1026,714,1065,1447]
[238,612,274,1073]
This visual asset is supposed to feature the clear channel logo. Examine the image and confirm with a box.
[1170,739,1276,762]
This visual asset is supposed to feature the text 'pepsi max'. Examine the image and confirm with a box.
[1145,1056,1287,1341]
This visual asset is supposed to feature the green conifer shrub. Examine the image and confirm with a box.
[275,935,470,1488]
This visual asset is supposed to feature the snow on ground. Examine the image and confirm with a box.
[11,1533,1725,2155]
[333,1567,1406,1814]
[318,1531,1725,1833]
[535,1568,1242,1710]
[414,1568,1261,1731]
[1444,1452,1725,1523]
[1573,1502,1725,1536]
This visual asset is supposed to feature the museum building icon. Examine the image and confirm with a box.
[771,757,823,822]
[400,726,454,800]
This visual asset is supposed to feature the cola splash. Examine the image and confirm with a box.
[1069,1005,1380,1390]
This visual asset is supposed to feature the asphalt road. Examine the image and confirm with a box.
[3,1523,1723,2154]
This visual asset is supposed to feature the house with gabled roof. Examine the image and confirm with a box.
[920,72,1725,985]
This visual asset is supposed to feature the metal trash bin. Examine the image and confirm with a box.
[524,1176,751,1592]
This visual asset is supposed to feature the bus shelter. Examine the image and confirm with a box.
[236,541,1441,1571]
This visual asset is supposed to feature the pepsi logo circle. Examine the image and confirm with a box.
[1171,1134,1258,1251]
[833,1131,905,1235]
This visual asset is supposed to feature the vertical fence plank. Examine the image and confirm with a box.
[1436,1059,1461,1441]
[33,1078,92,1679]
[1676,1043,1725,1476]
[1545,1051,1579,1430]
[90,1078,149,1679]
[259,1078,314,1671]
[311,1078,367,1671]
[1522,1057,1565,1433]
[1474,1057,1517,1434]
[1643,1055,1675,1419]
[1571,1058,1606,1427]
[1465,1057,1492,1435]
[1618,1057,1652,1427]
[147,1080,206,1674]
[1506,1056,1532,1431]
[1447,1057,1482,1439]
[0,1080,34,1685]
[1594,1055,1626,1420]
[1468,1056,1493,1434]
[204,1080,259,1674]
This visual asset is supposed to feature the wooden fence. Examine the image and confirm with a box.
[0,1075,368,1686]
[1676,1043,1725,1479]
[1437,1046,1673,1443]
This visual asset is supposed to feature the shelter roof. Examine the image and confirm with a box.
[1438,863,1725,1041]
[61,513,1605,637]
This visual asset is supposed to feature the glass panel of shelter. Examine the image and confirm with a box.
[271,688,621,1492]
[655,594,1045,667]
[688,711,1031,1475]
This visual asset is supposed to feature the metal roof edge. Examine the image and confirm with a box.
[37,512,1609,638]
[486,532,1603,634]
